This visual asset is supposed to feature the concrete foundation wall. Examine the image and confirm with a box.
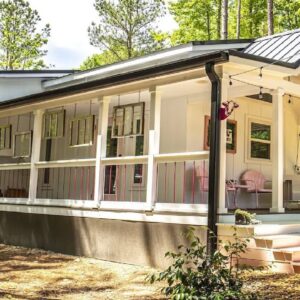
[0,211,207,268]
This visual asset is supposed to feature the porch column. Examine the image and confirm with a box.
[270,88,285,213]
[94,96,111,206]
[146,87,161,209]
[218,77,228,214]
[28,109,44,202]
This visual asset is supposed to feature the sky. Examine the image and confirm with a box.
[27,0,177,70]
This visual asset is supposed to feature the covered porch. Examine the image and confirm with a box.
[0,66,300,220]
[0,64,216,222]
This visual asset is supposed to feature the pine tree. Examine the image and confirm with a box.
[0,0,50,70]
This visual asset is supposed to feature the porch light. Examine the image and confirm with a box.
[259,87,263,99]
[259,67,263,80]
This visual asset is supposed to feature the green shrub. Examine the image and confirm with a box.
[234,209,260,225]
[148,227,257,300]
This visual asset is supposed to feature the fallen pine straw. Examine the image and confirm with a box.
[0,244,299,299]
[0,244,165,300]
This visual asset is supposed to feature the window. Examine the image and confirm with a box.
[0,125,11,150]
[43,110,65,139]
[133,135,144,184]
[112,102,144,138]
[248,120,271,160]
[13,132,32,158]
[69,115,95,147]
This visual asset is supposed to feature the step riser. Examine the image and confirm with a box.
[293,265,300,273]
[255,238,300,249]
[273,251,300,262]
[238,258,294,274]
[218,235,257,248]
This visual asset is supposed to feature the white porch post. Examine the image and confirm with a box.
[218,77,228,214]
[94,96,111,206]
[28,109,44,202]
[271,88,285,213]
[146,87,161,209]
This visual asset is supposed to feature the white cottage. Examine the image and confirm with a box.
[0,30,300,269]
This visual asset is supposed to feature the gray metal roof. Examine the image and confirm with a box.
[243,29,300,65]
[43,40,251,90]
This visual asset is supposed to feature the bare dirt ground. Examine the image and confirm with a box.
[0,244,299,300]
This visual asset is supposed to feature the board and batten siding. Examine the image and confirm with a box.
[186,95,300,208]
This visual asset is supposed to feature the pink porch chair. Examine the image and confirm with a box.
[240,170,272,208]
[196,165,209,203]
[196,165,233,207]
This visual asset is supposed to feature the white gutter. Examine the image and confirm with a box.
[43,42,251,90]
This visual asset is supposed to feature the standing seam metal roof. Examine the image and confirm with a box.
[243,29,300,64]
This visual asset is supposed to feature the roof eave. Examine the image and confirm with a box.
[229,49,300,69]
[0,51,229,110]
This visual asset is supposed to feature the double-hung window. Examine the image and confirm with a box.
[69,115,95,147]
[43,110,65,139]
[112,102,144,138]
[248,119,271,161]
[0,125,11,150]
[13,131,32,158]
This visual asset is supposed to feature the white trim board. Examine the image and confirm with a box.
[0,203,208,226]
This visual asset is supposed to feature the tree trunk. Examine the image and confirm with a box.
[249,0,253,37]
[217,0,222,39]
[236,0,241,39]
[221,0,228,39]
[206,10,211,40]
[267,0,274,35]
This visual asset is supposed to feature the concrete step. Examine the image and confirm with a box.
[273,247,300,262]
[292,262,300,273]
[238,258,294,273]
[218,224,300,238]
[255,234,300,249]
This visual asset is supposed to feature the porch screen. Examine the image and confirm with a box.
[250,122,271,160]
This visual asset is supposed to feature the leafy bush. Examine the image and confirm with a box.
[148,227,257,300]
[235,209,261,225]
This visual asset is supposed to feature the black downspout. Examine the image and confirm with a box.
[205,62,222,256]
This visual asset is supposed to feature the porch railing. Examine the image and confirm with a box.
[34,159,96,208]
[0,151,209,213]
[0,163,31,202]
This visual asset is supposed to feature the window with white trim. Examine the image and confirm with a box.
[0,125,11,150]
[43,110,65,139]
[69,115,95,147]
[112,102,144,138]
[248,120,271,160]
[13,131,32,158]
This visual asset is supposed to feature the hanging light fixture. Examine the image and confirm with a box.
[259,67,263,80]
[259,87,263,99]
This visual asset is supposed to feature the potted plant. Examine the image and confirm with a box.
[234,209,261,225]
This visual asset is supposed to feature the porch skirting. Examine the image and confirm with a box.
[0,211,207,268]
